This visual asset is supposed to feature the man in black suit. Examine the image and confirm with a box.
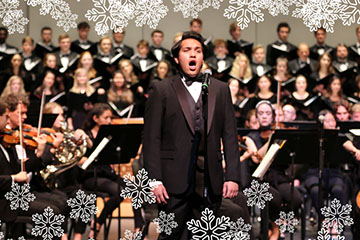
[34,27,57,59]
[266,22,297,66]
[112,28,134,59]
[148,30,171,62]
[0,27,18,68]
[71,21,96,55]
[288,43,317,78]
[310,28,333,60]
[226,22,252,60]
[143,31,240,240]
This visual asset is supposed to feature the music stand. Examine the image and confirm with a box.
[269,129,339,237]
[281,121,317,130]
[336,121,360,134]
[85,124,143,239]
[25,113,58,128]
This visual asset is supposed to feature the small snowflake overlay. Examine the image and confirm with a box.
[243,179,273,209]
[172,0,224,18]
[320,198,353,234]
[187,208,230,240]
[0,220,3,240]
[31,206,65,240]
[5,183,36,211]
[153,211,178,235]
[226,217,252,240]
[134,0,168,29]
[316,227,345,240]
[67,189,98,223]
[25,0,78,32]
[120,229,142,240]
[275,211,299,233]
[120,168,157,209]
[0,0,29,34]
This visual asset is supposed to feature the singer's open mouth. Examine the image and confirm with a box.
[189,60,197,71]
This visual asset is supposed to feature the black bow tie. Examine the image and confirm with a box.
[61,54,70,58]
[185,77,202,87]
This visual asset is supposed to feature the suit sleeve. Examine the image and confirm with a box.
[143,82,164,181]
[221,84,241,183]
[0,175,12,192]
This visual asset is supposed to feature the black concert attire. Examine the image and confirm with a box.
[288,57,317,79]
[54,50,79,91]
[332,58,358,96]
[148,45,172,63]
[131,54,157,92]
[20,53,42,92]
[246,131,303,219]
[71,39,97,55]
[113,42,134,60]
[34,41,57,59]
[205,55,234,82]
[226,39,251,60]
[250,62,273,78]
[0,66,32,95]
[283,93,321,120]
[266,40,297,67]
[82,130,125,226]
[309,72,334,94]
[310,44,333,60]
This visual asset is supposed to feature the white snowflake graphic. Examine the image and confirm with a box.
[262,0,294,16]
[0,0,29,34]
[153,211,178,235]
[25,0,78,32]
[134,0,168,29]
[172,0,205,18]
[223,0,265,30]
[85,0,135,35]
[243,180,273,209]
[120,168,157,209]
[31,206,65,240]
[120,229,143,240]
[5,183,36,211]
[340,0,360,28]
[187,208,230,240]
[320,198,353,234]
[316,227,345,240]
[275,211,299,233]
[225,217,252,240]
[67,189,98,223]
[202,0,224,9]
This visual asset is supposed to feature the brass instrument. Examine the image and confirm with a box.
[40,122,87,189]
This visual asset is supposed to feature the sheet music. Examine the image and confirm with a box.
[80,136,111,170]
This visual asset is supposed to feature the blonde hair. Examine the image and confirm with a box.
[230,53,252,79]
[1,75,26,98]
[77,51,97,79]
[119,59,138,85]
[70,68,95,96]
[43,102,62,114]
[252,44,265,54]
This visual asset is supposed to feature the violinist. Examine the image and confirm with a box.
[242,100,303,240]
[0,97,68,239]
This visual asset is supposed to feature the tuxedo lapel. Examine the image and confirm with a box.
[171,76,195,135]
[207,80,216,135]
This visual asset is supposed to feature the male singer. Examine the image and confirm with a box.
[143,31,240,239]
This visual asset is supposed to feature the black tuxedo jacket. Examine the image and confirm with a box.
[266,40,297,66]
[54,51,79,71]
[310,44,333,60]
[148,46,171,62]
[113,43,134,59]
[288,58,317,76]
[143,74,240,195]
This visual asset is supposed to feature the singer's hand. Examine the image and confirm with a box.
[222,181,238,199]
[152,184,169,204]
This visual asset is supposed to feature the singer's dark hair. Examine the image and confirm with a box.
[171,31,208,59]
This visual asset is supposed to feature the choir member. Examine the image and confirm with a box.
[282,104,297,122]
[228,78,244,127]
[266,22,297,66]
[0,27,18,55]
[310,28,333,60]
[334,102,351,121]
[189,18,213,57]
[54,34,79,75]
[20,36,42,92]
[67,68,105,130]
[173,32,183,44]
[310,52,335,95]
[271,57,294,97]
[71,21,96,55]
[34,27,57,59]
[351,103,360,120]
[322,75,349,110]
[0,75,26,99]
[332,44,358,95]
[248,75,276,109]
[251,45,272,77]
[348,26,360,66]
[288,43,316,79]
[150,60,172,83]
[284,75,320,120]
[229,53,254,95]
[41,53,65,93]
[244,109,259,129]
[227,22,252,60]
[81,103,126,239]
[77,51,103,89]
[148,30,171,62]
[130,40,157,92]
[112,28,134,59]
[205,39,233,82]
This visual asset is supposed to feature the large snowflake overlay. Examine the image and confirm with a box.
[320,198,353,234]
[25,0,78,32]
[120,168,157,209]
[262,0,295,16]
[86,0,135,35]
[134,0,168,29]
[225,217,252,240]
[187,208,230,240]
[316,227,345,240]
[120,229,143,240]
[153,211,178,235]
[275,211,299,233]
[243,180,273,209]
[5,183,36,211]
[0,0,29,34]
[172,0,204,18]
[31,206,65,240]
[67,189,98,223]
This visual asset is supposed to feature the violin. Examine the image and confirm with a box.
[238,135,263,162]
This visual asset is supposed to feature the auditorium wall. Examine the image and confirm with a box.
[4,2,358,51]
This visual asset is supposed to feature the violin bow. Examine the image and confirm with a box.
[37,90,46,138]
[276,79,282,129]
[18,101,26,172]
